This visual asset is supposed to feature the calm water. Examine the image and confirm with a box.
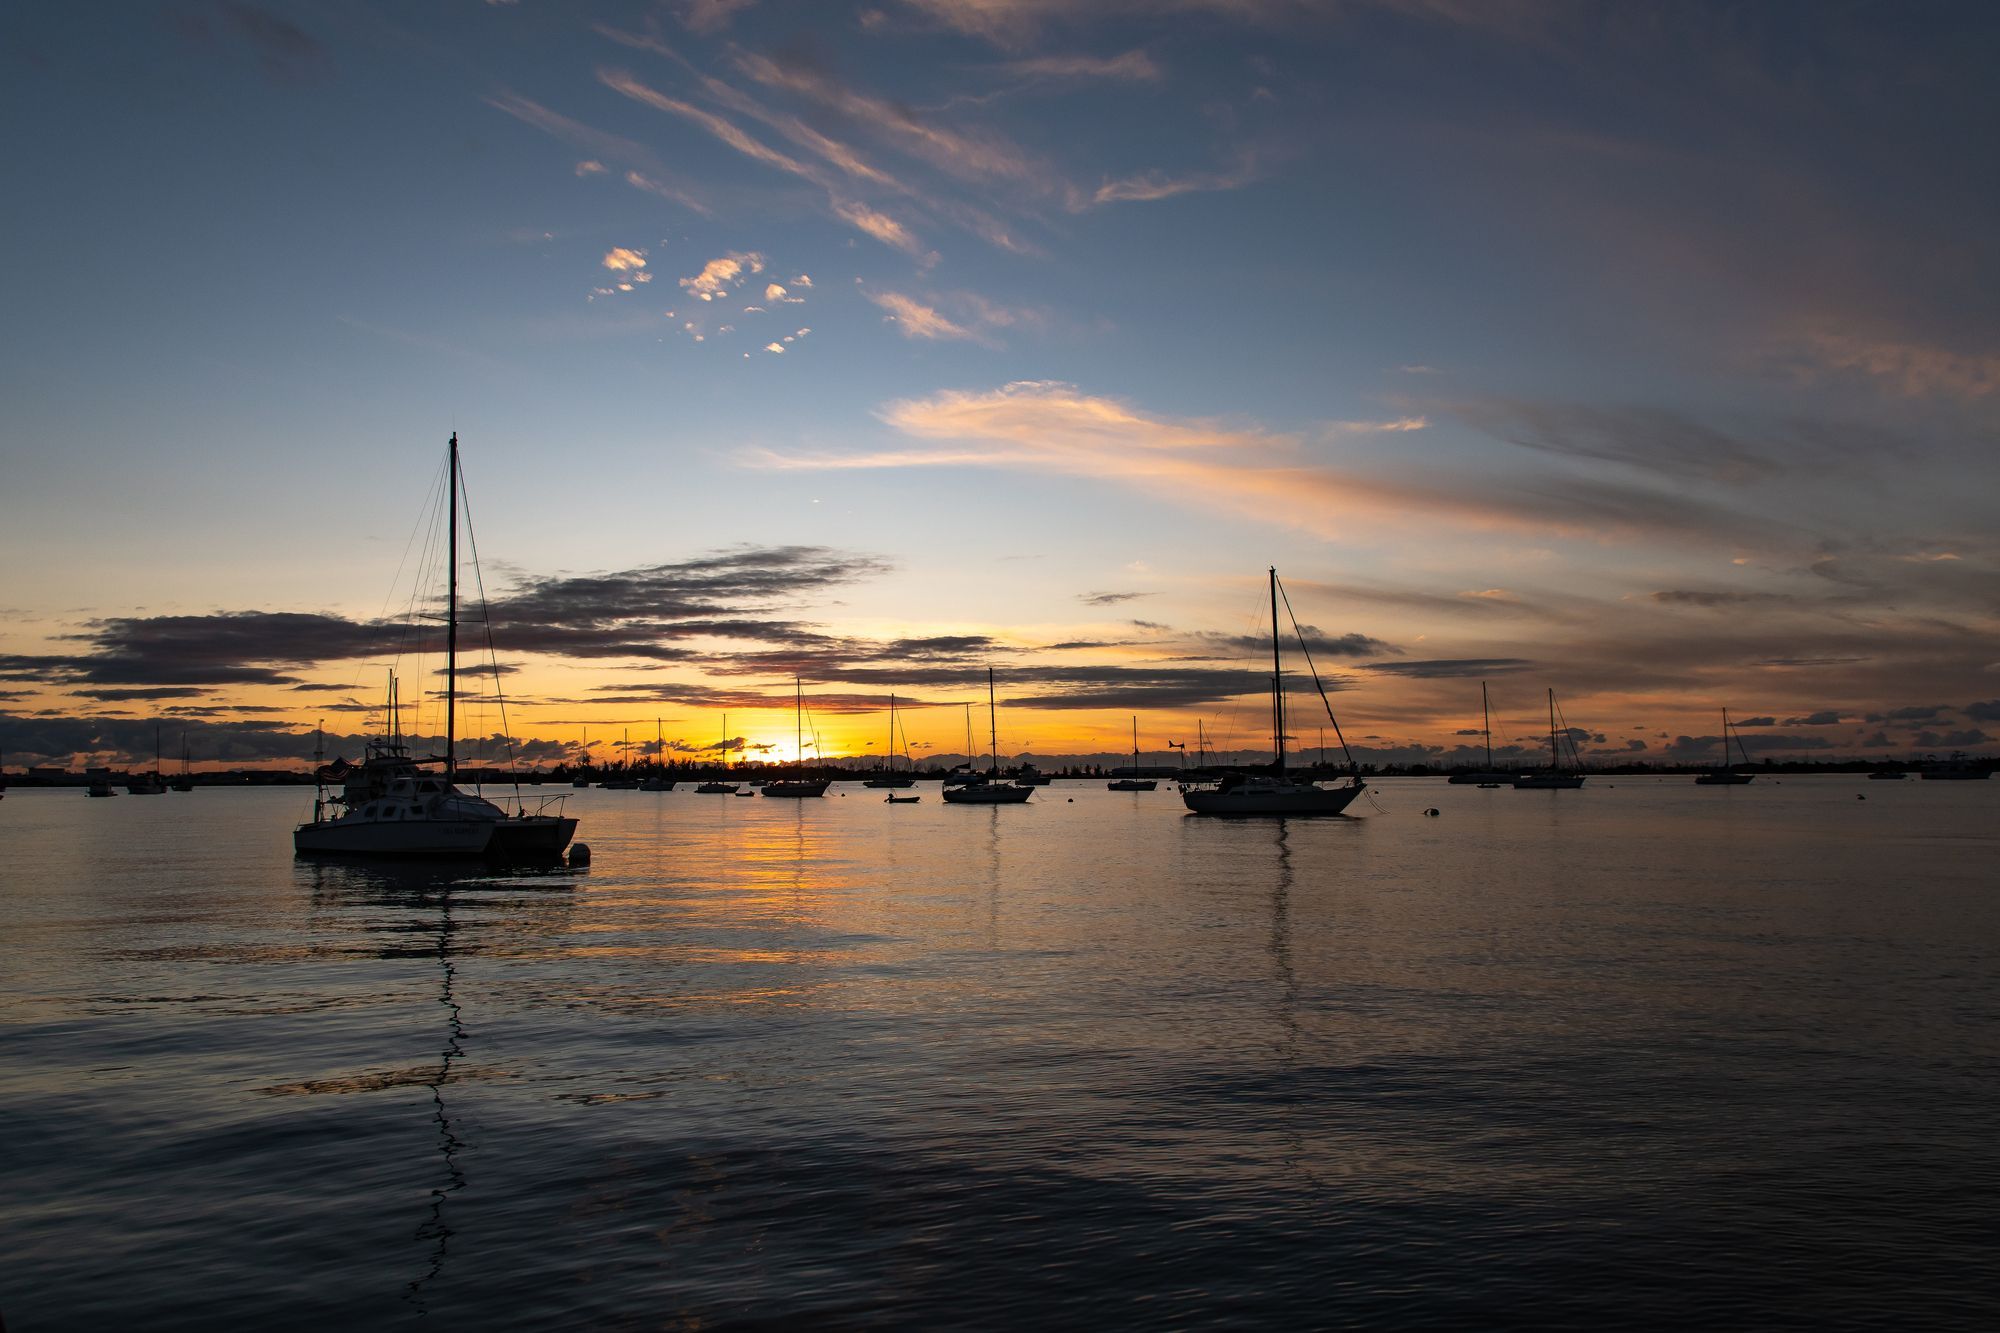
[3,778,1996,1329]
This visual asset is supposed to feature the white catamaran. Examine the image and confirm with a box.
[1182,568,1367,816]
[293,433,577,860]
[1513,688,1586,789]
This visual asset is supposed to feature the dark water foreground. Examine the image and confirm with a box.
[2,779,1995,1329]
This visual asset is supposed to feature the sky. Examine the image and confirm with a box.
[3,0,1998,771]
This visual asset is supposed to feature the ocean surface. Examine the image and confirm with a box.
[2,776,1996,1329]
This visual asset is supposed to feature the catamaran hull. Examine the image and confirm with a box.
[1183,783,1364,816]
[293,815,576,860]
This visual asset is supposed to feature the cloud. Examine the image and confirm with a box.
[679,251,765,300]
[675,0,757,32]
[1791,330,2000,401]
[486,92,711,215]
[864,290,977,342]
[575,160,607,176]
[752,381,1759,545]
[1087,154,1266,208]
[995,50,1162,82]
[1078,591,1151,606]
[1362,659,1535,679]
[831,199,936,261]
[1783,711,1843,726]
[219,2,331,85]
[602,247,648,271]
[600,67,821,182]
[1967,700,2000,722]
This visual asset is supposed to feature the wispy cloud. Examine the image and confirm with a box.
[486,91,711,215]
[864,291,979,342]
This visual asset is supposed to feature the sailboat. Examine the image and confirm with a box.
[1513,689,1586,788]
[572,726,591,787]
[293,433,577,860]
[942,669,1032,803]
[1447,683,1514,785]
[863,694,916,788]
[763,679,831,797]
[600,728,640,788]
[1183,568,1367,816]
[696,714,739,792]
[1107,716,1157,790]
[1693,708,1755,785]
[639,717,674,790]
[169,734,194,791]
[126,725,168,794]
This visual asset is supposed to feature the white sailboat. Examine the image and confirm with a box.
[1513,688,1586,788]
[863,694,917,788]
[293,433,577,860]
[1693,708,1755,785]
[1183,568,1367,817]
[763,679,831,797]
[1107,716,1157,790]
[942,669,1032,804]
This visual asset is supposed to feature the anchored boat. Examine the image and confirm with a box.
[293,434,576,861]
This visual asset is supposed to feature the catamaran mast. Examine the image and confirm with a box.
[1270,567,1285,773]
[446,432,459,778]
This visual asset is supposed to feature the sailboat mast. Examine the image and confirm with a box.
[445,433,459,778]
[1547,688,1558,771]
[888,694,896,773]
[795,677,803,769]
[1131,715,1139,772]
[1482,681,1493,769]
[987,668,999,776]
[1270,567,1285,773]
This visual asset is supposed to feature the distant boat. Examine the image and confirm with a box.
[1108,716,1157,790]
[1183,568,1366,817]
[885,793,922,804]
[696,713,740,792]
[87,775,117,798]
[1868,768,1906,780]
[863,694,917,788]
[1448,682,1515,785]
[763,678,830,798]
[600,729,640,789]
[1015,764,1052,786]
[1693,708,1755,785]
[572,725,591,787]
[639,717,674,790]
[127,726,167,794]
[943,669,1032,804]
[293,433,576,860]
[1918,751,1990,781]
[169,733,194,792]
[1513,688,1586,789]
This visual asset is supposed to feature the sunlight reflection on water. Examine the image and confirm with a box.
[2,779,1997,1328]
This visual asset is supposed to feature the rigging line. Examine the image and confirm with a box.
[1274,575,1359,772]
[454,456,521,802]
[369,455,449,696]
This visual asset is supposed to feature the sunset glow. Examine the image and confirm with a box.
[3,2,1996,771]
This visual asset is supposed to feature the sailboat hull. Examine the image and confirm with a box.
[1107,779,1157,791]
[1693,772,1754,785]
[1183,779,1364,816]
[762,780,830,798]
[862,775,915,788]
[942,784,1032,804]
[1513,773,1585,789]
